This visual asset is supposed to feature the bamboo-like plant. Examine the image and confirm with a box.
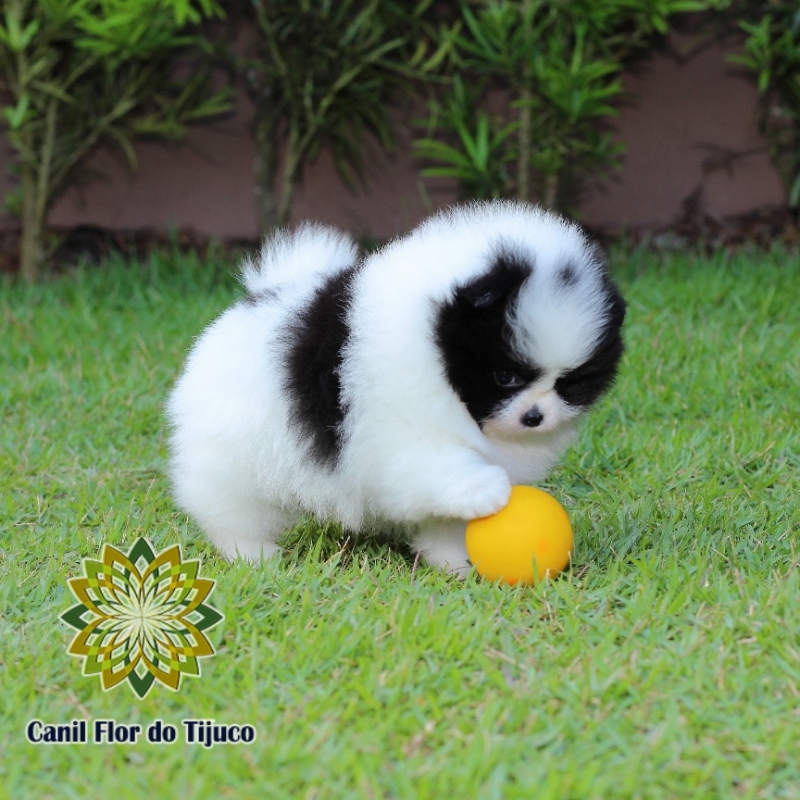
[416,0,704,212]
[240,0,448,233]
[0,0,231,282]
[731,1,800,213]
[414,74,518,200]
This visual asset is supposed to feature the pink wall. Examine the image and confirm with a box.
[581,36,784,230]
[0,34,785,241]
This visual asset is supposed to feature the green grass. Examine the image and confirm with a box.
[1,245,798,799]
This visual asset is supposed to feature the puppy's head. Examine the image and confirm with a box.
[434,211,625,441]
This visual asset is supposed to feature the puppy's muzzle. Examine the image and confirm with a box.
[521,407,544,428]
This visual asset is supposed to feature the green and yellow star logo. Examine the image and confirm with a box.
[61,538,223,699]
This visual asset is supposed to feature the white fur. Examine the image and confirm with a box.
[167,201,610,575]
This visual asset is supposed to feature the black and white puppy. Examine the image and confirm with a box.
[167,201,625,574]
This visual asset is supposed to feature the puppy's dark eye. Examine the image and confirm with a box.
[493,371,524,388]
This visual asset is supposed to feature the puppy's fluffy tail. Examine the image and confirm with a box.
[241,224,358,294]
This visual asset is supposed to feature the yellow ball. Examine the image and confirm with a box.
[466,485,573,585]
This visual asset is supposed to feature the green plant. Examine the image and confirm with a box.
[414,74,518,200]
[415,0,704,211]
[731,1,800,212]
[240,0,448,233]
[0,0,231,283]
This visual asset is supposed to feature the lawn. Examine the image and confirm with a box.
[1,243,798,799]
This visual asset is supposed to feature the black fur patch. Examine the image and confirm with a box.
[435,253,539,426]
[557,263,579,287]
[284,265,359,464]
[554,277,627,407]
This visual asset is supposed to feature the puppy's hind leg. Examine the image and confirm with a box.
[411,518,471,578]
[187,495,299,563]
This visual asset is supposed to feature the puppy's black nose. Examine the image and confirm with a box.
[522,407,544,428]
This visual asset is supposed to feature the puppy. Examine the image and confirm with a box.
[167,201,625,575]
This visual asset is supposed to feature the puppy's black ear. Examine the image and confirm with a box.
[457,252,531,310]
[591,244,626,329]
[605,279,627,329]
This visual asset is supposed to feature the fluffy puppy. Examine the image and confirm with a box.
[167,201,625,575]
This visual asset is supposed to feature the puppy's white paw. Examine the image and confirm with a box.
[438,466,511,521]
[218,538,282,563]
[412,518,471,577]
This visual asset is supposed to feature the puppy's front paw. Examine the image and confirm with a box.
[440,466,511,520]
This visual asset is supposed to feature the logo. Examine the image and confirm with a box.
[61,538,223,699]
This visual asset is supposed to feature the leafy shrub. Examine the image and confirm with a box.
[0,0,231,282]
[239,0,447,233]
[415,0,705,212]
[731,0,800,212]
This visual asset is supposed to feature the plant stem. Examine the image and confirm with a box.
[19,84,59,282]
[20,162,43,284]
[542,172,559,209]
[254,118,280,234]
[277,121,300,228]
[13,5,43,284]
[517,90,532,201]
[517,0,533,202]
